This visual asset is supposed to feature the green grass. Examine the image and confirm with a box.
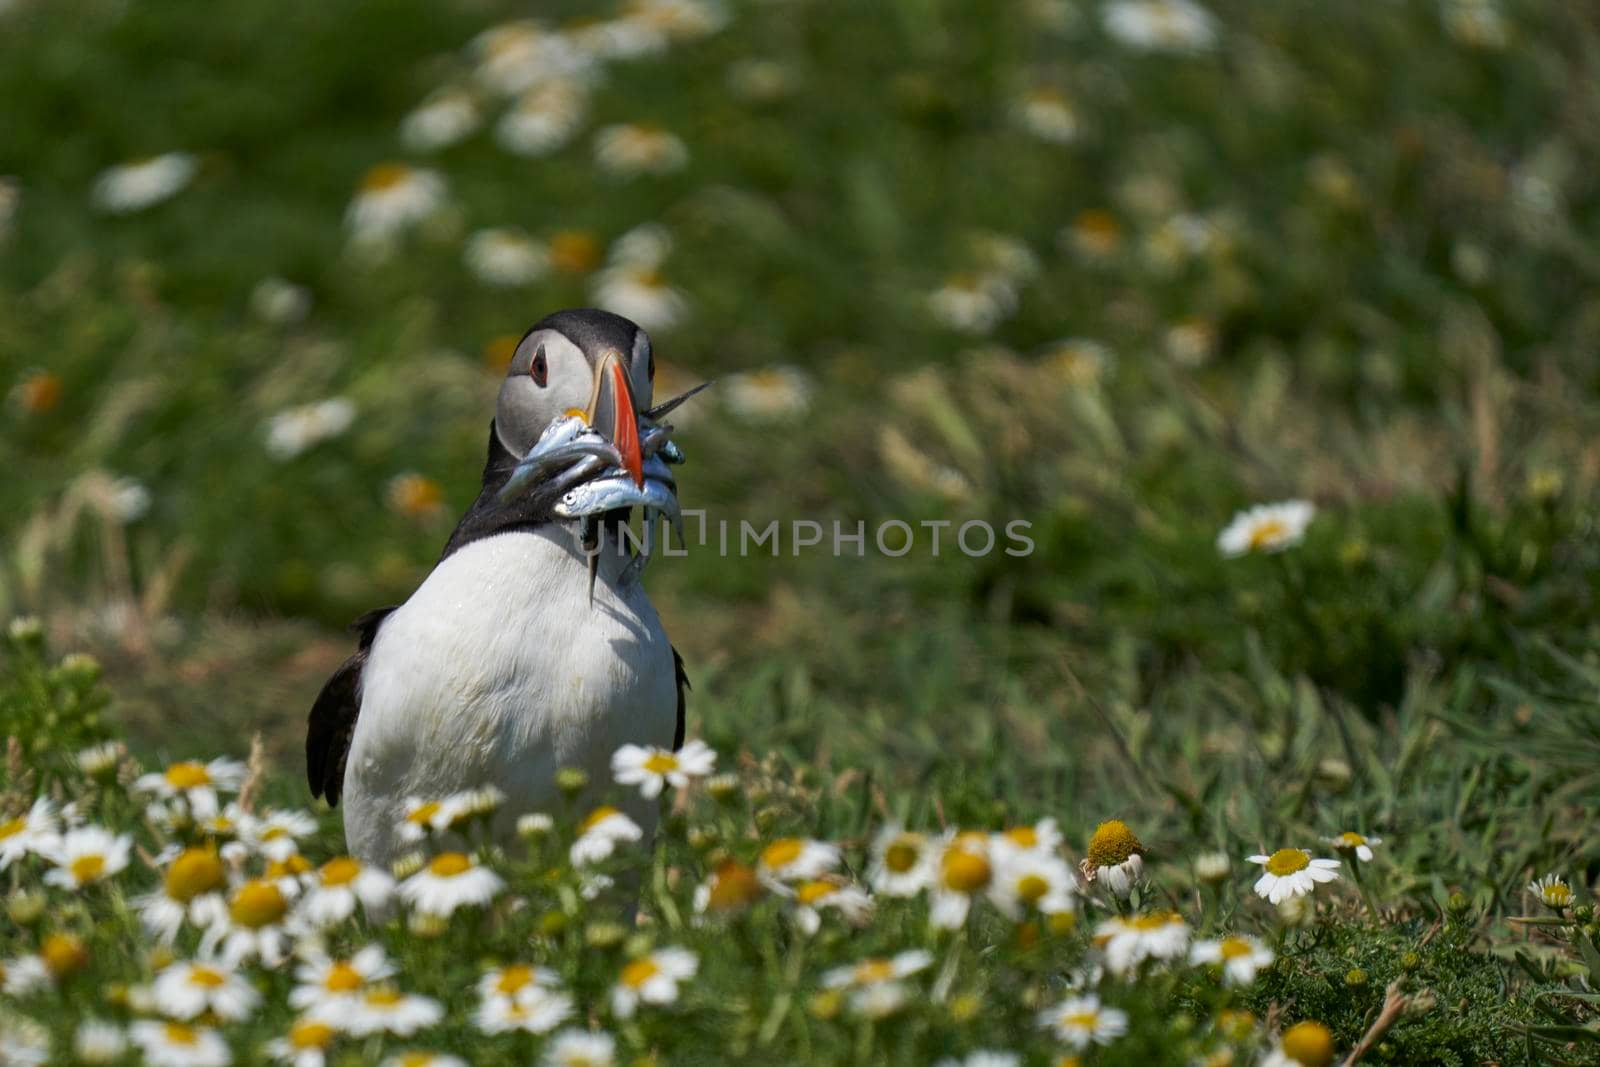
[3,0,1600,1061]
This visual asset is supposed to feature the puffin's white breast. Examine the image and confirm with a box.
[343,527,676,865]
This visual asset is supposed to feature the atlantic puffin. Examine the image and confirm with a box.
[306,308,693,868]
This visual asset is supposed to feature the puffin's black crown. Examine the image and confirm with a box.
[527,307,646,358]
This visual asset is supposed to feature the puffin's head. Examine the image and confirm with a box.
[496,307,655,484]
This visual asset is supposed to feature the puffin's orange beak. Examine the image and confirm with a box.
[585,350,644,488]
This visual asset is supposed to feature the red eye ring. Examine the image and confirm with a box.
[530,345,548,387]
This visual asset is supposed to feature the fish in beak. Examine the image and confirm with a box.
[583,350,644,488]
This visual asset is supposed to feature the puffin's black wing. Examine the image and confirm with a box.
[306,606,395,806]
[672,645,689,750]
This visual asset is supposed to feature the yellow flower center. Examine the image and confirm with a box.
[268,855,312,879]
[884,835,922,873]
[1074,209,1122,247]
[1543,883,1574,906]
[706,861,762,910]
[761,838,804,869]
[1265,849,1310,876]
[1086,820,1143,868]
[320,856,362,887]
[1335,832,1366,848]
[398,1054,435,1067]
[796,880,838,905]
[18,372,63,413]
[389,475,442,518]
[550,231,602,274]
[641,752,679,774]
[1218,1009,1256,1039]
[0,816,25,840]
[428,852,472,878]
[69,854,107,884]
[1130,911,1182,931]
[229,880,287,928]
[361,163,413,193]
[164,761,213,789]
[854,959,895,984]
[1062,1010,1100,1030]
[406,801,441,826]
[621,958,659,988]
[188,965,228,988]
[163,1023,199,1046]
[1016,874,1050,904]
[495,965,534,994]
[941,848,992,893]
[364,988,403,1007]
[41,933,88,978]
[580,806,620,835]
[1280,1021,1335,1067]
[1003,826,1038,848]
[325,962,364,992]
[289,1020,334,1049]
[1218,937,1254,960]
[1247,518,1288,550]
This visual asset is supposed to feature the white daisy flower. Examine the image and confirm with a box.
[400,89,480,153]
[1327,831,1382,863]
[1195,851,1232,883]
[692,860,766,915]
[1037,993,1130,1048]
[133,758,247,820]
[291,946,396,1011]
[0,797,60,868]
[821,950,933,990]
[91,153,197,214]
[1083,819,1146,900]
[934,1053,1020,1067]
[1263,1020,1337,1067]
[1529,873,1574,910]
[199,878,298,966]
[2,954,51,996]
[789,878,873,935]
[330,987,443,1037]
[72,1020,127,1065]
[929,832,994,928]
[610,738,716,798]
[1042,338,1114,387]
[380,1053,466,1067]
[1016,86,1079,144]
[592,262,688,333]
[399,852,505,917]
[610,947,698,1019]
[568,16,667,60]
[991,817,1065,857]
[136,847,230,942]
[496,79,589,157]
[928,273,1018,334]
[76,741,125,780]
[626,0,727,41]
[517,813,555,839]
[721,366,815,423]
[465,228,550,287]
[1094,912,1192,976]
[0,1017,49,1067]
[152,959,260,1021]
[1063,209,1124,259]
[478,963,562,1004]
[298,856,396,926]
[594,123,689,176]
[756,837,840,887]
[1102,0,1218,53]
[570,806,643,866]
[868,824,938,897]
[249,808,319,862]
[1190,934,1275,986]
[472,21,595,97]
[99,477,152,523]
[43,826,131,889]
[850,981,912,1019]
[475,986,574,1034]
[1443,0,1507,49]
[1164,316,1218,366]
[345,163,447,242]
[397,795,473,843]
[988,848,1079,920]
[250,277,312,325]
[543,1029,616,1067]
[265,1019,336,1067]
[1248,849,1341,904]
[264,399,355,461]
[1217,500,1316,558]
[609,223,673,266]
[129,1021,232,1067]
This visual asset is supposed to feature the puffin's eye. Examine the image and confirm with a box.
[530,346,548,387]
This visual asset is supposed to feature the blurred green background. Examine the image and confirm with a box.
[3,0,1598,878]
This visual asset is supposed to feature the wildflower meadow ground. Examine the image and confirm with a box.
[4,0,1600,1063]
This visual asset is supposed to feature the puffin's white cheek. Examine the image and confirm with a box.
[496,377,553,457]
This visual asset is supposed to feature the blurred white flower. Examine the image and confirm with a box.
[465,228,550,287]
[1,955,50,997]
[335,987,444,1037]
[496,79,589,157]
[570,805,643,865]
[543,1029,616,1067]
[399,852,504,917]
[1164,316,1218,366]
[1037,993,1129,1048]
[473,21,596,97]
[129,1022,232,1067]
[789,878,873,935]
[1443,0,1507,49]
[610,947,697,1018]
[1327,831,1382,863]
[611,738,716,798]
[593,263,688,332]
[92,153,197,214]
[1102,0,1218,53]
[1043,338,1114,388]
[199,878,299,966]
[43,826,131,889]
[568,17,668,61]
[291,946,395,1011]
[400,89,481,153]
[756,837,840,887]
[1194,850,1232,883]
[722,366,815,422]
[345,163,447,242]
[265,1018,336,1067]
[928,273,1018,334]
[822,950,932,990]
[1248,848,1341,903]
[1530,873,1573,910]
[152,959,260,1021]
[1190,934,1275,986]
[265,398,356,460]
[250,277,312,325]
[72,1021,127,1065]
[134,846,229,943]
[475,986,574,1035]
[987,848,1079,921]
[594,124,689,176]
[1094,912,1191,975]
[379,1054,465,1067]
[1016,86,1079,144]
[726,58,796,103]
[77,741,123,779]
[935,1054,1020,1067]
[397,794,474,842]
[929,832,993,928]
[299,857,396,927]
[0,797,60,869]
[869,825,938,897]
[1216,500,1316,557]
[625,0,728,42]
